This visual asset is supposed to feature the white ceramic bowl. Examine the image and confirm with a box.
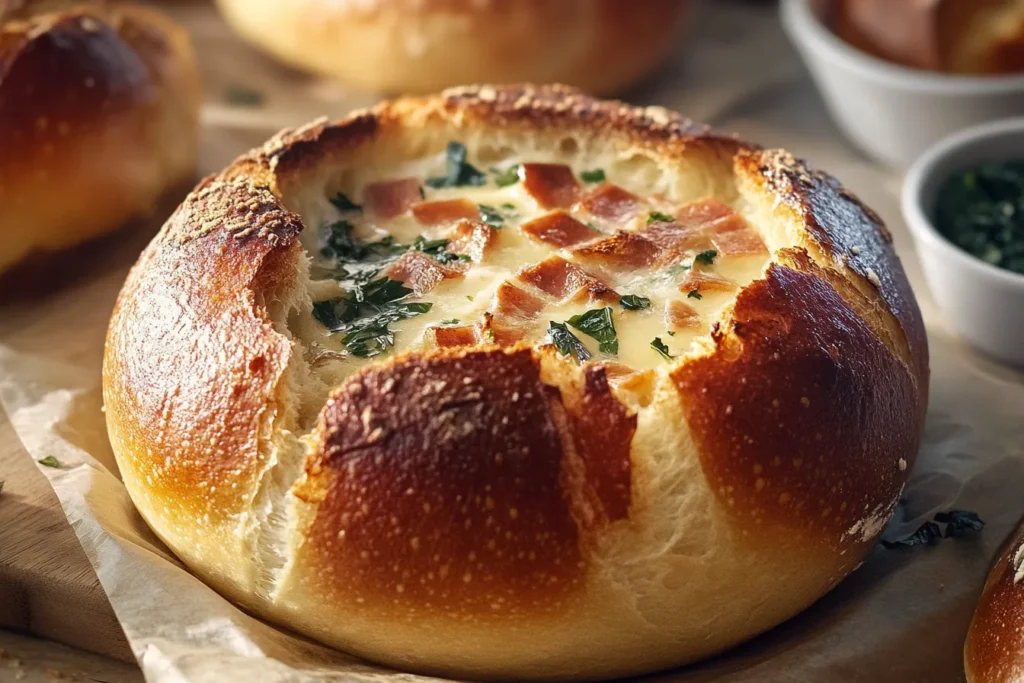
[780,0,1024,168]
[903,118,1024,368]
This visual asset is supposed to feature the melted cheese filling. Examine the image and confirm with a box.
[294,150,771,384]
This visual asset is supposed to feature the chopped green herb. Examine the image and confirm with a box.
[0,481,5,494]
[492,164,521,188]
[935,162,1024,275]
[466,295,474,302]
[881,509,984,549]
[440,319,461,326]
[651,337,674,361]
[695,249,718,265]
[568,307,618,355]
[478,204,505,227]
[549,321,592,364]
[647,211,675,225]
[312,278,433,357]
[427,141,486,189]
[500,202,517,210]
[667,331,676,336]
[935,510,985,538]
[580,168,606,183]
[38,456,61,468]
[411,235,469,265]
[881,521,942,549]
[329,193,362,213]
[619,294,651,310]
[687,289,702,300]
[586,222,602,232]
[224,85,263,106]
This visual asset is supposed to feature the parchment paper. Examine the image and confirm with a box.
[3,1,1024,681]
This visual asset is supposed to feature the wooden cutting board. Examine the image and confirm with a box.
[0,409,134,663]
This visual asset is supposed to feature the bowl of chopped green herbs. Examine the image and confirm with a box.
[903,118,1024,367]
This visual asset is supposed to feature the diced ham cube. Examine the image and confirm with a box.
[520,211,596,248]
[665,300,701,331]
[363,178,423,219]
[578,184,644,223]
[675,198,748,234]
[518,256,617,304]
[446,220,497,262]
[385,251,460,295]
[680,271,738,294]
[495,282,545,321]
[710,229,768,256]
[411,199,479,226]
[573,231,664,272]
[643,220,710,252]
[521,163,580,209]
[427,325,479,348]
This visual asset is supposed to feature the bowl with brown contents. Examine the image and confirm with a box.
[782,0,1024,167]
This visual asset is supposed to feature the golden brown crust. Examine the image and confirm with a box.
[0,2,201,275]
[966,519,1024,682]
[104,84,929,680]
[214,0,687,96]
[671,251,918,544]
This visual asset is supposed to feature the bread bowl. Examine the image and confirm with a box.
[213,0,687,96]
[965,518,1024,682]
[0,0,201,276]
[103,84,929,680]
[834,0,1024,74]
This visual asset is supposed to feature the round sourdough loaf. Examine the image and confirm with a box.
[103,84,929,681]
[213,0,687,96]
[0,1,201,275]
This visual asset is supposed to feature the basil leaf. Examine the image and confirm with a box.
[329,193,362,212]
[549,321,592,364]
[651,337,674,361]
[492,165,521,188]
[619,294,651,310]
[426,141,486,188]
[695,249,718,265]
[935,510,985,538]
[478,204,505,227]
[567,307,618,355]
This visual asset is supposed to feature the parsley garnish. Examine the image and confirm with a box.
[500,202,516,210]
[549,321,592,364]
[440,319,461,326]
[478,204,505,227]
[695,249,718,265]
[935,510,985,537]
[313,278,433,357]
[410,235,469,265]
[492,165,521,188]
[427,142,486,188]
[651,337,674,361]
[881,509,985,549]
[567,307,618,355]
[619,294,652,310]
[38,456,61,468]
[687,289,702,300]
[224,85,263,106]
[647,211,675,224]
[329,193,362,213]
[580,169,606,183]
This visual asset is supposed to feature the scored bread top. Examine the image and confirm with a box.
[103,84,929,679]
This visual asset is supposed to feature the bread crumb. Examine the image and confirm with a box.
[898,458,907,471]
[865,268,881,288]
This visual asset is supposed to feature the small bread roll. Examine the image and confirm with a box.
[0,2,202,275]
[966,519,1024,682]
[213,0,688,95]
[835,0,1024,74]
